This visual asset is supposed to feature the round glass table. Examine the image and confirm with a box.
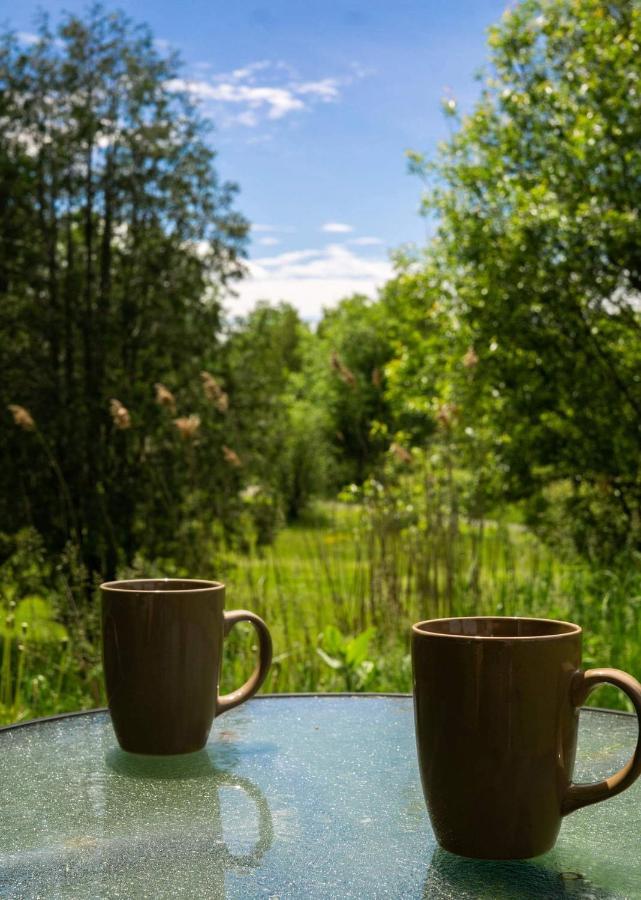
[0,695,639,899]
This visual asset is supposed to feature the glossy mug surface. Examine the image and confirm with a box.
[101,579,272,755]
[412,616,641,859]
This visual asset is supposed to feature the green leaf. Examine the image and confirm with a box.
[0,596,69,644]
[345,627,375,666]
[321,624,345,657]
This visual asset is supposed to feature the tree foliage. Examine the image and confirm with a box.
[224,302,324,525]
[311,295,397,486]
[0,7,248,581]
[403,0,641,558]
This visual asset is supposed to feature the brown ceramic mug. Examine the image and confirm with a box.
[101,579,272,755]
[412,616,641,859]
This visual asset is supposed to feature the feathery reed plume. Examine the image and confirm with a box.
[330,351,357,389]
[200,371,229,413]
[436,402,460,429]
[390,442,412,464]
[174,414,201,440]
[8,403,80,541]
[109,399,132,430]
[222,445,242,467]
[8,404,35,431]
[462,347,479,368]
[155,382,177,414]
[371,368,382,387]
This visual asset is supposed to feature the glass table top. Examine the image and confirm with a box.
[0,696,639,899]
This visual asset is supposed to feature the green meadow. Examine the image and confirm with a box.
[3,502,640,725]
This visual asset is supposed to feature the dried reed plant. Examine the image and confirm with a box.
[200,371,229,413]
[109,399,131,430]
[174,414,201,440]
[155,383,177,414]
[462,347,479,368]
[390,442,412,464]
[222,445,242,467]
[7,404,35,431]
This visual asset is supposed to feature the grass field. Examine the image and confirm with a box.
[219,503,641,710]
[2,502,641,724]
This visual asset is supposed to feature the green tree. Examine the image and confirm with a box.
[312,294,396,487]
[224,302,326,523]
[0,7,248,583]
[409,0,641,558]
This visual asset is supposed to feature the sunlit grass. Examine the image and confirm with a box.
[2,502,641,724]
[218,503,641,711]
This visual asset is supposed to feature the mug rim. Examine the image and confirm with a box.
[100,578,224,594]
[412,615,581,641]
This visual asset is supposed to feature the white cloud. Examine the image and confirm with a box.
[234,110,259,127]
[166,77,304,119]
[226,243,393,320]
[294,79,340,101]
[349,62,376,79]
[257,236,280,246]
[17,31,66,49]
[253,248,321,269]
[322,222,353,234]
[349,236,384,246]
[154,38,172,51]
[228,61,272,81]
[167,59,368,128]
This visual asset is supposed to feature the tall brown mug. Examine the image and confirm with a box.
[412,616,641,859]
[101,579,272,755]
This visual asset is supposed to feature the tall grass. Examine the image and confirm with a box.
[218,501,641,711]
[2,499,641,724]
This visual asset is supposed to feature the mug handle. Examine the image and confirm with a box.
[217,610,273,715]
[562,668,641,815]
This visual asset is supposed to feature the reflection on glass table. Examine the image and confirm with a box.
[0,696,639,899]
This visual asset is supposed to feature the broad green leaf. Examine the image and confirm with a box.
[345,627,376,666]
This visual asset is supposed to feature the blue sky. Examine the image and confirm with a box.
[8,0,509,319]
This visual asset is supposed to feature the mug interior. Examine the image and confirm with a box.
[414,616,580,639]
[101,578,223,593]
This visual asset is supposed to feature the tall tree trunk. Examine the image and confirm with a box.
[82,126,102,584]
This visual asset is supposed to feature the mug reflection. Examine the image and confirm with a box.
[103,745,274,870]
[0,743,274,895]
